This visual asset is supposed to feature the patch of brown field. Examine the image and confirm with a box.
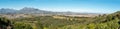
[65,14,99,17]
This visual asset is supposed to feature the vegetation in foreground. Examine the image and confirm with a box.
[0,11,120,29]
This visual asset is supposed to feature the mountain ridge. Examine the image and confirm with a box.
[0,7,100,15]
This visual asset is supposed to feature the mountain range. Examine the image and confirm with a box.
[0,7,99,15]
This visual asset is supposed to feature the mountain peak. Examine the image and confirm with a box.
[20,7,39,11]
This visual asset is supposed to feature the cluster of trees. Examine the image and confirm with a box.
[0,11,120,29]
[0,17,12,29]
[13,22,33,29]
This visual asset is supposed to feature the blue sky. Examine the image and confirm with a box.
[0,0,120,13]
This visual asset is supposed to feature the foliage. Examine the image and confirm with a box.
[0,11,120,29]
[13,22,33,29]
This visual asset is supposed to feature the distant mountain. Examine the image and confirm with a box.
[19,7,50,14]
[0,8,18,14]
[0,7,99,15]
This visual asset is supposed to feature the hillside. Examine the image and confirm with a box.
[0,11,120,29]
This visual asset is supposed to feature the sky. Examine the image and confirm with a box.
[0,0,120,13]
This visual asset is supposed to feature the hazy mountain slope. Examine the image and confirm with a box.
[0,8,18,14]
